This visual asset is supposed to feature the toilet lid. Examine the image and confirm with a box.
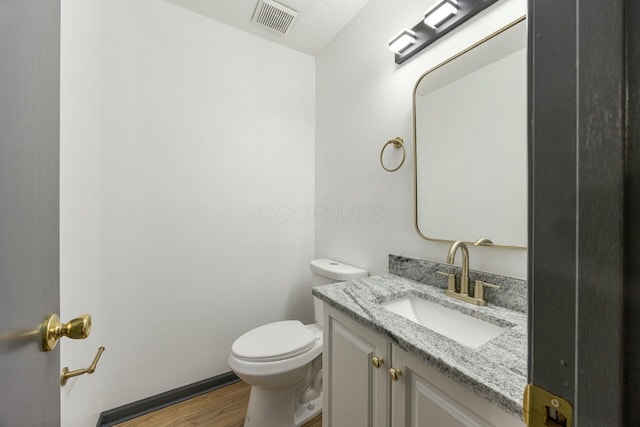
[232,320,316,362]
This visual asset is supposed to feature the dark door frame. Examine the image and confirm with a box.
[624,0,640,424]
[528,0,637,424]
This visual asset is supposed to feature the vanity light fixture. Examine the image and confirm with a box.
[388,29,417,54]
[389,0,500,65]
[424,0,458,28]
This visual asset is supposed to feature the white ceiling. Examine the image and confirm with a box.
[164,0,372,55]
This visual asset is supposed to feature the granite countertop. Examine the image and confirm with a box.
[312,273,527,418]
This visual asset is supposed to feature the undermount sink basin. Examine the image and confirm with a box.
[381,296,507,349]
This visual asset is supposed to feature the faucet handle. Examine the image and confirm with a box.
[437,271,456,292]
[474,280,500,305]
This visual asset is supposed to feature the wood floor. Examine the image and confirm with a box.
[115,381,322,427]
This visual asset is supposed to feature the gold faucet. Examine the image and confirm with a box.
[447,241,470,295]
[437,240,500,306]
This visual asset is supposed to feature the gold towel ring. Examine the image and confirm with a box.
[380,137,406,172]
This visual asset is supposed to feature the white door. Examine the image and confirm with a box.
[323,306,390,427]
[390,346,521,427]
[0,1,62,425]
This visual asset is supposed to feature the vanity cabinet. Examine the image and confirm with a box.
[323,304,522,427]
[323,305,390,427]
[389,346,522,426]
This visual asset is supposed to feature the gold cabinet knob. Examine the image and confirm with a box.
[389,368,402,381]
[372,356,384,369]
[41,314,92,351]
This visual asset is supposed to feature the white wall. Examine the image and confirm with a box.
[63,0,315,419]
[316,0,527,279]
[98,0,315,410]
[60,2,103,426]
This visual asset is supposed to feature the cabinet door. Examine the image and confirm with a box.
[323,305,390,427]
[390,346,523,427]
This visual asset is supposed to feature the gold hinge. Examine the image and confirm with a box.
[523,384,573,427]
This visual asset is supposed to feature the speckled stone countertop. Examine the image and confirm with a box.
[312,273,527,418]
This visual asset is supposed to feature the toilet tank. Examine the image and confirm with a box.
[310,258,368,328]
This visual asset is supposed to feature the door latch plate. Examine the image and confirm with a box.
[523,383,573,426]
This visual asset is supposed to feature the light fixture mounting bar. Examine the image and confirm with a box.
[394,0,500,65]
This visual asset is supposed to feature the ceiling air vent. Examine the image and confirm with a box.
[252,0,299,36]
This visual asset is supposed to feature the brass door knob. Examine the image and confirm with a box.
[372,356,384,369]
[389,368,402,381]
[41,314,91,351]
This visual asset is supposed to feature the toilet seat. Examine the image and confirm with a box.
[228,323,322,380]
[232,320,316,362]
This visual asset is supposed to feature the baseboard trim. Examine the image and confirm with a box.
[96,372,240,427]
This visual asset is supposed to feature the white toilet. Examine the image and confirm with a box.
[228,258,368,427]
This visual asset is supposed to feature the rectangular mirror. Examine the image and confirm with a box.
[413,17,527,249]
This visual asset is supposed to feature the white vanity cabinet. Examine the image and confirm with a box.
[389,346,522,426]
[323,303,523,427]
[323,305,390,427]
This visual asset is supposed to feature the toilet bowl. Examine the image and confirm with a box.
[228,259,368,427]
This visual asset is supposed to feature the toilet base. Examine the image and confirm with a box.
[294,394,322,426]
[243,386,322,427]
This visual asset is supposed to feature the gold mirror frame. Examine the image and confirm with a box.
[412,16,527,250]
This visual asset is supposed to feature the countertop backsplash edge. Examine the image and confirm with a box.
[388,254,527,313]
